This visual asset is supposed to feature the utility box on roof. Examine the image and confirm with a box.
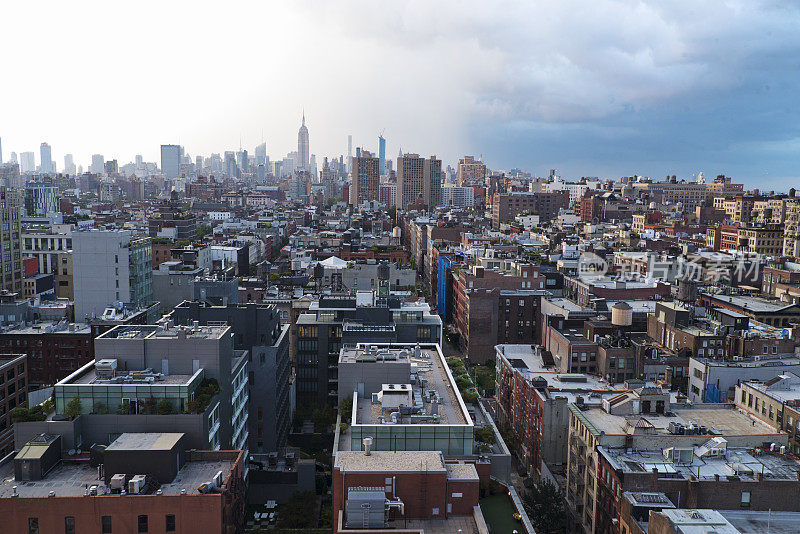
[14,434,61,481]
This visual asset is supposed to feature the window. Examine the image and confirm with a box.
[138,515,148,533]
[65,517,76,534]
[102,516,112,533]
[165,515,176,532]
[741,491,751,507]
[28,518,39,534]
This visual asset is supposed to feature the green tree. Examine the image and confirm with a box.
[522,479,567,534]
[157,398,174,415]
[461,389,479,404]
[277,491,317,528]
[338,397,353,424]
[474,426,496,445]
[65,396,83,419]
[196,223,212,239]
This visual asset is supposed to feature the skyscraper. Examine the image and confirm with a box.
[0,137,3,164]
[224,151,237,178]
[39,142,54,174]
[161,144,181,179]
[0,187,22,293]
[20,152,36,174]
[347,135,352,174]
[255,142,267,166]
[350,150,379,205]
[397,153,442,209]
[378,135,386,176]
[456,155,487,186]
[64,154,76,175]
[297,112,309,171]
[90,154,105,174]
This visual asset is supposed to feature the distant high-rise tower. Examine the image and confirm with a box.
[39,143,54,174]
[90,154,105,174]
[20,152,36,174]
[64,154,76,175]
[378,135,386,176]
[350,150,379,206]
[397,153,442,209]
[255,142,267,166]
[347,135,353,174]
[0,137,3,164]
[161,144,181,179]
[297,112,309,171]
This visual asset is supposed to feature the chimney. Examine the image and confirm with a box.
[363,437,373,456]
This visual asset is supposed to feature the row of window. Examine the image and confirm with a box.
[28,514,175,534]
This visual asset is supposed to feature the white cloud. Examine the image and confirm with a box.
[1,1,798,169]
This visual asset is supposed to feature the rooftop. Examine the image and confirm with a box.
[577,404,778,437]
[702,292,799,314]
[0,320,91,335]
[335,450,446,473]
[99,323,229,341]
[106,433,183,452]
[349,345,469,427]
[0,457,235,498]
[602,445,800,481]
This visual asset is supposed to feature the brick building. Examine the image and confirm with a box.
[492,190,570,229]
[494,345,621,475]
[454,264,547,363]
[0,436,246,534]
[0,354,27,457]
[0,322,93,389]
[333,450,482,533]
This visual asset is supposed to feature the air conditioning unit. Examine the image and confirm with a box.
[128,475,146,495]
[110,474,126,490]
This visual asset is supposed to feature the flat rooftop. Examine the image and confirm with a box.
[353,346,468,427]
[0,321,92,335]
[99,323,229,340]
[702,292,797,314]
[578,404,778,437]
[0,458,235,497]
[335,451,446,473]
[602,446,800,481]
[720,510,800,534]
[62,362,198,386]
[745,373,800,404]
[106,433,183,452]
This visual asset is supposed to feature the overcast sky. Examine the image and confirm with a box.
[2,1,800,189]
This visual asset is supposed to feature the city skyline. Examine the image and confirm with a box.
[2,2,800,189]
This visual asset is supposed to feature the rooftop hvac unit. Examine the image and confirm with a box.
[267,452,278,467]
[110,474,126,490]
[128,475,146,495]
[96,359,118,379]
[213,470,223,487]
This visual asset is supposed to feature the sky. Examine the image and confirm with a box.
[2,1,800,190]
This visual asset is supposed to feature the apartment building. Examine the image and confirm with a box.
[350,150,380,205]
[51,323,248,450]
[0,434,245,534]
[295,293,441,407]
[566,388,790,533]
[0,354,26,457]
[735,373,800,455]
[0,321,93,389]
[491,190,570,229]
[0,187,23,294]
[72,230,153,321]
[454,263,547,363]
[494,344,622,474]
[165,301,291,453]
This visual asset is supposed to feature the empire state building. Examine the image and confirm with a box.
[297,112,309,170]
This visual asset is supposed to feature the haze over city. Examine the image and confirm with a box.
[3,1,800,189]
